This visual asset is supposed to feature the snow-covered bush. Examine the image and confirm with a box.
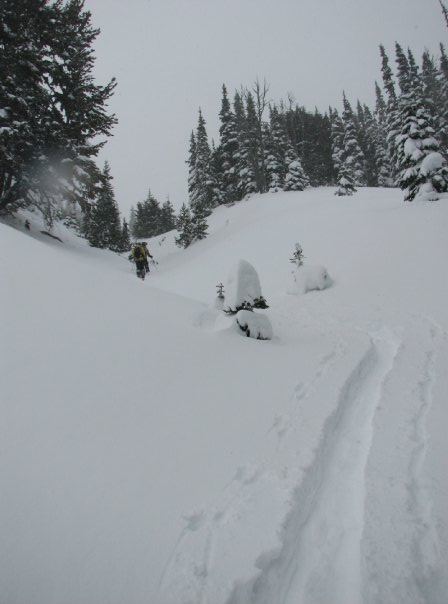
[236,310,273,340]
[292,264,331,294]
[223,259,268,314]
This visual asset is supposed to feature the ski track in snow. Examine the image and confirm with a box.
[226,325,400,604]
[158,305,444,604]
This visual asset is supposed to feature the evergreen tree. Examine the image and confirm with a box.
[0,0,116,217]
[283,144,309,191]
[265,106,287,192]
[330,108,345,175]
[218,84,239,202]
[245,91,266,192]
[394,42,448,200]
[421,50,447,150]
[379,44,400,179]
[132,189,162,238]
[175,203,193,248]
[334,161,357,196]
[373,83,394,186]
[190,109,218,210]
[341,93,366,186]
[187,131,197,202]
[358,103,382,186]
[439,44,448,149]
[190,202,209,241]
[160,197,176,232]
[86,162,122,250]
[233,91,257,198]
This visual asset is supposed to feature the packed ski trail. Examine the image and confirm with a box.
[1,188,447,604]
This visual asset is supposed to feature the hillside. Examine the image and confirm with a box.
[1,188,447,604]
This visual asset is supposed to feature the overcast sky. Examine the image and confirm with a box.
[86,0,446,214]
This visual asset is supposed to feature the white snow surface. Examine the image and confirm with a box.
[1,188,448,604]
[291,263,331,295]
[236,310,273,340]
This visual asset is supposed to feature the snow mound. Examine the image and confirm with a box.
[292,264,332,294]
[236,310,273,340]
[223,259,265,313]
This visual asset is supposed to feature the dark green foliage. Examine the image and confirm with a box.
[189,109,219,210]
[0,0,116,218]
[160,197,176,232]
[217,84,239,202]
[175,203,193,248]
[132,189,162,238]
[85,162,122,250]
[190,202,209,241]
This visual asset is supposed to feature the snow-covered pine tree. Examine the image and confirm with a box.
[190,109,219,210]
[0,0,116,217]
[265,105,288,192]
[245,91,265,193]
[379,44,401,180]
[334,161,357,196]
[234,91,257,199]
[439,44,448,150]
[355,102,378,186]
[190,202,209,241]
[341,93,366,186]
[210,140,226,206]
[86,162,122,250]
[175,203,193,248]
[374,83,394,187]
[421,50,447,151]
[283,144,309,191]
[218,84,239,203]
[187,131,197,202]
[330,108,345,177]
[393,42,448,201]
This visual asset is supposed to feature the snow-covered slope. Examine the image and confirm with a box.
[1,188,447,604]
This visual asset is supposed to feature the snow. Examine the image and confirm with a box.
[236,310,273,340]
[291,263,331,294]
[420,151,445,176]
[222,259,264,313]
[1,188,448,604]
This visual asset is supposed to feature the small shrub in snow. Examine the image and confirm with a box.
[292,264,331,294]
[290,242,305,267]
[214,282,225,310]
[223,260,269,314]
[236,310,273,340]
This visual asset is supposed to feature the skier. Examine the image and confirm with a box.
[142,241,153,273]
[130,242,147,279]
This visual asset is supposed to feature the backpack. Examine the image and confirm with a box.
[133,244,144,261]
